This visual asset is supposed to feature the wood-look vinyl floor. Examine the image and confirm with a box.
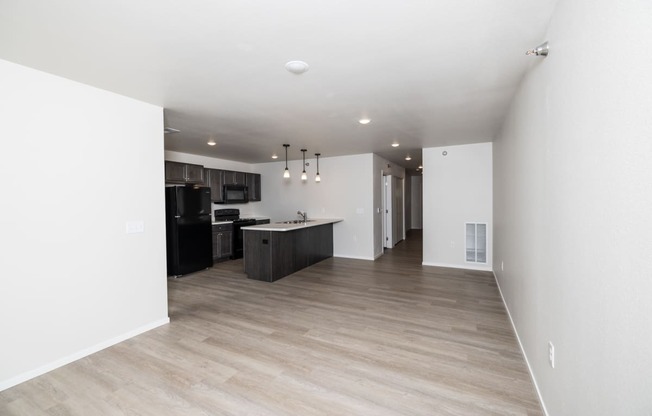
[0,230,542,415]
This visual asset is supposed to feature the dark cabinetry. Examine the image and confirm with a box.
[202,169,261,203]
[246,173,262,202]
[165,161,204,184]
[244,223,334,282]
[223,170,246,185]
[212,223,233,262]
[205,169,225,203]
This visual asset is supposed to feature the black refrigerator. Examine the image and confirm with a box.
[165,186,213,276]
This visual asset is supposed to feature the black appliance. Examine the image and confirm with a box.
[165,186,213,276]
[214,208,257,259]
[222,184,249,204]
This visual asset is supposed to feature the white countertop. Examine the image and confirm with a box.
[212,221,233,225]
[241,218,343,232]
[212,216,269,225]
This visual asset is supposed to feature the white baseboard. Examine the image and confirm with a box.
[333,254,375,261]
[422,261,493,272]
[492,272,549,416]
[0,317,170,392]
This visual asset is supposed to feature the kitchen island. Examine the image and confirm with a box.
[241,219,342,282]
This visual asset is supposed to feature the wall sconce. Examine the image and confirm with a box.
[283,144,290,178]
[300,149,308,181]
[315,153,321,182]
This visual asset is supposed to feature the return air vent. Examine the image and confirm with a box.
[465,223,487,263]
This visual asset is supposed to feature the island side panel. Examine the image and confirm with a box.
[243,230,272,282]
[244,223,335,282]
[310,223,333,264]
[271,231,295,282]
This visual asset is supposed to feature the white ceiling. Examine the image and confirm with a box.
[0,0,557,170]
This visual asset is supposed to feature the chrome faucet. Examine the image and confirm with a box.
[297,210,307,222]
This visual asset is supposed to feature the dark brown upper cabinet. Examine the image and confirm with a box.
[246,173,261,202]
[222,170,246,186]
[164,161,205,184]
[205,168,225,203]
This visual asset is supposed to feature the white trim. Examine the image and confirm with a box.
[0,317,170,392]
[422,261,492,272]
[493,272,549,416]
[373,251,383,260]
[333,254,375,261]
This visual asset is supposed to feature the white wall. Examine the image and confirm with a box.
[493,1,652,414]
[0,60,169,390]
[422,143,492,271]
[258,153,376,260]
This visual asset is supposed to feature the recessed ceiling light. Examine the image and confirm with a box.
[285,60,309,74]
[272,154,278,159]
[391,143,399,148]
[358,118,371,125]
[207,139,216,146]
[405,155,412,161]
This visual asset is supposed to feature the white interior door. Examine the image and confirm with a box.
[393,177,404,243]
[384,175,393,248]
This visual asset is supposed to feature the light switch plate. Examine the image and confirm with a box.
[126,220,144,234]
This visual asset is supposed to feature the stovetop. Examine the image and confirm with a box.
[214,208,257,223]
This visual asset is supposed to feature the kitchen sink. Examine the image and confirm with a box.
[277,219,316,224]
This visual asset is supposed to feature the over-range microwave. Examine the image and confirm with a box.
[222,184,248,204]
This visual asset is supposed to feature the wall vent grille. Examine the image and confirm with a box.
[465,223,487,263]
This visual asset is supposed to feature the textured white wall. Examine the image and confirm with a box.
[0,60,169,390]
[493,0,652,414]
[422,143,492,271]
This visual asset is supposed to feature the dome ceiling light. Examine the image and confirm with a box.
[285,60,309,74]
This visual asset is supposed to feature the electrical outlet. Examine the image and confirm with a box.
[501,261,504,271]
[548,341,555,368]
[450,241,455,248]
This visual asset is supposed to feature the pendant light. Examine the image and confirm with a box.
[283,144,290,178]
[314,153,321,182]
[300,149,307,181]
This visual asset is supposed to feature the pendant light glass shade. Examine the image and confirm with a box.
[283,144,290,179]
[315,153,321,182]
[300,149,307,181]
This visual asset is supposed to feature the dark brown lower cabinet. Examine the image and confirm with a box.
[212,223,233,262]
[244,223,333,282]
